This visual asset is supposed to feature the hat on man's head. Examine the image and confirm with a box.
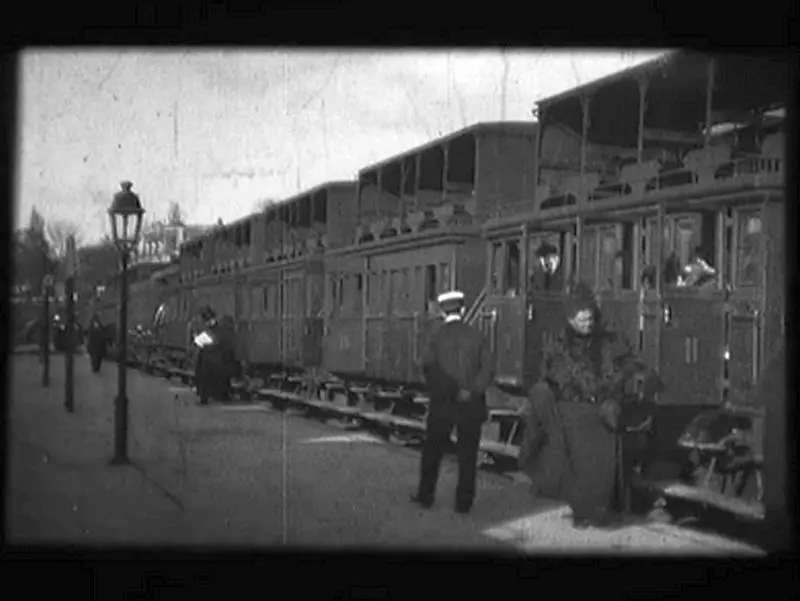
[200,306,217,321]
[534,242,559,259]
[437,290,466,314]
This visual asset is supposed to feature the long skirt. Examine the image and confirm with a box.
[520,383,618,524]
[196,348,233,402]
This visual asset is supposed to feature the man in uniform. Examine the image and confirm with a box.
[411,290,494,514]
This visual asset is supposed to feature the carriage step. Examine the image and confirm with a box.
[478,440,521,460]
[639,480,765,521]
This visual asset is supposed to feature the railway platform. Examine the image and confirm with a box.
[6,353,765,554]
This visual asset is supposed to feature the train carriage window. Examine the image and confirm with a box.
[644,217,672,270]
[619,223,634,291]
[347,275,359,316]
[397,269,410,312]
[642,217,672,287]
[598,226,618,291]
[329,274,339,316]
[251,286,261,319]
[270,284,278,318]
[367,272,381,313]
[674,219,696,270]
[579,228,598,289]
[490,242,503,293]
[504,240,521,297]
[383,270,392,312]
[527,232,563,293]
[349,274,363,315]
[439,263,451,294]
[425,265,437,307]
[306,276,321,317]
[240,286,250,320]
[736,211,762,288]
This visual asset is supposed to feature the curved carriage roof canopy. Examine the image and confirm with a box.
[359,121,538,175]
[536,51,790,148]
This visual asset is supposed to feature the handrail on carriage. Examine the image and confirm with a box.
[534,155,784,214]
[465,286,488,327]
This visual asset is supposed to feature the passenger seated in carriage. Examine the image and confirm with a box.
[677,247,718,289]
[528,241,563,294]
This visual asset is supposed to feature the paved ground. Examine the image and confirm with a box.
[6,352,765,554]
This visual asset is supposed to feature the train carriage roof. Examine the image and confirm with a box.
[359,121,539,175]
[536,51,790,148]
[181,179,357,249]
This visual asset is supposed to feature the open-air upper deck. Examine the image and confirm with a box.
[355,121,538,244]
[178,181,357,282]
[486,51,788,234]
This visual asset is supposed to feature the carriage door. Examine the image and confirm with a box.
[659,211,725,405]
[726,205,766,399]
[303,267,325,367]
[476,242,500,368]
[364,268,383,379]
[279,278,288,365]
[641,215,670,371]
[494,237,524,384]
[596,221,640,349]
[234,279,247,361]
[388,266,415,383]
[760,199,785,367]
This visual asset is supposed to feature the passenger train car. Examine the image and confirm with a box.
[106,50,786,526]
[150,51,786,407]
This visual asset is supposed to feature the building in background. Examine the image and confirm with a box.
[132,218,213,266]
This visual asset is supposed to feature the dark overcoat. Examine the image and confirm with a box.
[519,316,619,523]
[421,319,494,420]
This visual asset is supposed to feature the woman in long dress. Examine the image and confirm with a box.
[86,314,107,373]
[519,282,643,528]
[195,307,218,404]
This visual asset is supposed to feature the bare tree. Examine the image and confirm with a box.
[15,207,57,296]
[46,219,83,259]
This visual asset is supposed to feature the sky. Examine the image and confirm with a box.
[16,48,665,244]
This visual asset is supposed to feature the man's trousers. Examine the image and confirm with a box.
[416,412,483,509]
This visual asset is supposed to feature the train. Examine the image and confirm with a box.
[100,51,786,525]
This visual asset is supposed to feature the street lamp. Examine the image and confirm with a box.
[108,180,145,465]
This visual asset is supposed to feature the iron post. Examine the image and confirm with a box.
[64,274,75,412]
[111,250,130,465]
[42,274,52,388]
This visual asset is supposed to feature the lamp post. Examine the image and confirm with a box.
[42,273,54,387]
[64,235,77,413]
[108,180,145,466]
